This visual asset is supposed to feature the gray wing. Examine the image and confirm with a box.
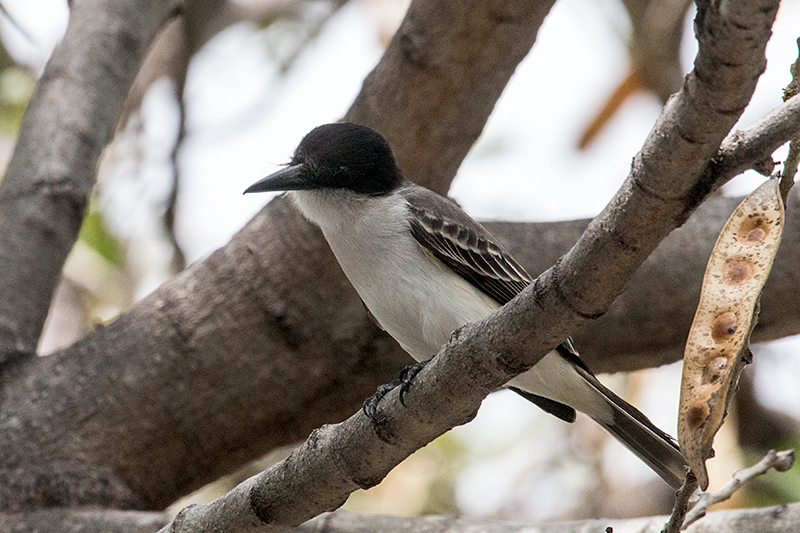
[404,187,531,306]
[404,186,585,422]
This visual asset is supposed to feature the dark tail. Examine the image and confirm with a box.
[510,343,688,489]
[580,370,688,490]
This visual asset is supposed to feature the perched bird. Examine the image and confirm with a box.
[245,122,687,489]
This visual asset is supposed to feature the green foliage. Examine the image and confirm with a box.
[78,200,126,267]
[0,66,34,133]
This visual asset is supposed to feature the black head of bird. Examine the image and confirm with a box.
[244,123,404,197]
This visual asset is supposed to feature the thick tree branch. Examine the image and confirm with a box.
[293,505,800,533]
[491,92,800,372]
[0,0,181,362]
[0,509,169,533]
[553,0,779,321]
[157,2,783,531]
[0,0,560,513]
[344,0,557,194]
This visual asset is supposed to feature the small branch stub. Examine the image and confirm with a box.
[678,178,785,490]
[682,449,795,529]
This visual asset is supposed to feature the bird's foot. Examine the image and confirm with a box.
[362,379,402,421]
[398,358,431,407]
[361,358,433,420]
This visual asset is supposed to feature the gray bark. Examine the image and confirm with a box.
[294,506,800,533]
[0,0,181,361]
[0,0,796,532]
[157,1,785,531]
[4,503,799,533]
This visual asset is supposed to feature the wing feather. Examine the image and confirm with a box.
[402,187,589,427]
[404,188,531,305]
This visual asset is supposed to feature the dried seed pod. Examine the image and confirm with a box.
[678,179,784,490]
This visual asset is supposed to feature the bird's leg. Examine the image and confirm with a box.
[398,357,432,406]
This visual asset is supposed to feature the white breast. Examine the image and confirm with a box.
[290,189,499,360]
[288,189,611,421]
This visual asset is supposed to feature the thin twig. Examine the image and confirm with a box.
[682,449,795,529]
[165,82,187,273]
[662,470,698,533]
[780,37,800,204]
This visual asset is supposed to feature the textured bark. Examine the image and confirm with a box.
[0,509,169,533]
[0,198,403,512]
[488,191,800,373]
[344,0,557,194]
[294,506,800,533]
[0,0,795,529]
[0,0,560,513]
[4,503,800,533]
[488,93,800,372]
[157,2,784,531]
[0,0,180,361]
[552,0,779,322]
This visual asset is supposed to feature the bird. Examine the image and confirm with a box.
[244,122,687,489]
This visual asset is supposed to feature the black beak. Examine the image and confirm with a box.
[244,164,309,194]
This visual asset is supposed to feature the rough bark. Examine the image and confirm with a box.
[487,93,800,372]
[0,509,169,533]
[4,503,800,533]
[0,0,561,513]
[0,0,794,529]
[0,0,181,361]
[294,506,800,533]
[156,1,784,531]
[344,0,557,194]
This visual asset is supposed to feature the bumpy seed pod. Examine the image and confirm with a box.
[678,179,784,490]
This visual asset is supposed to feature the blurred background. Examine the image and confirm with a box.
[3,0,800,523]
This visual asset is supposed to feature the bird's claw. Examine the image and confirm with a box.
[398,358,431,406]
[362,379,401,420]
[361,358,433,420]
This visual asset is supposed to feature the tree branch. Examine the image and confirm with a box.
[0,0,560,512]
[344,0,557,194]
[292,505,800,533]
[4,500,800,533]
[0,509,169,533]
[682,449,795,528]
[0,0,181,362]
[553,0,779,322]
[492,92,800,372]
[156,1,783,530]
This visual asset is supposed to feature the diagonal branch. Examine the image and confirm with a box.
[553,0,780,321]
[0,0,181,362]
[0,0,561,512]
[344,0,557,194]
[499,92,800,372]
[158,1,783,531]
